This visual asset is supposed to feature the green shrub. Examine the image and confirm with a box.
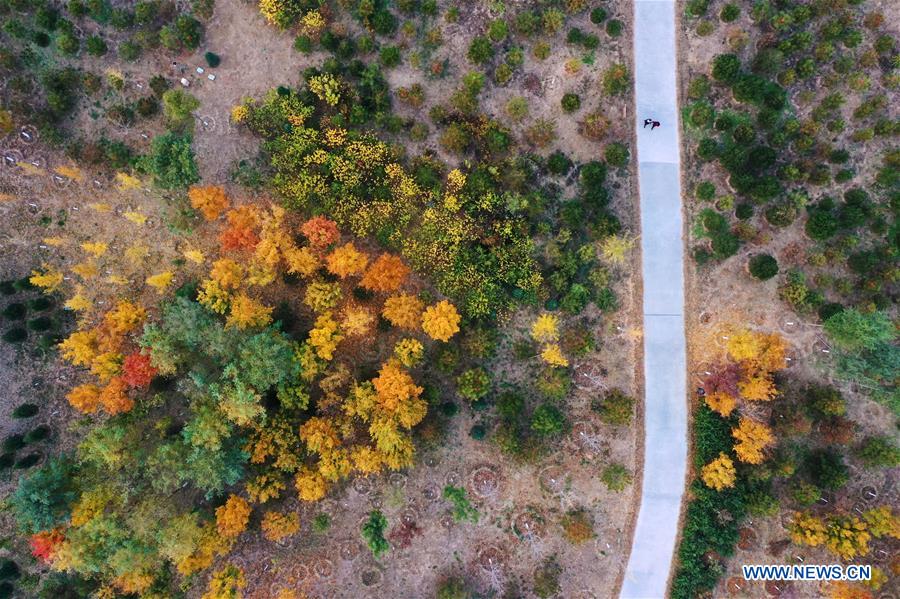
[764,202,797,227]
[0,281,15,296]
[443,485,479,522]
[294,34,312,53]
[204,51,221,68]
[531,404,566,437]
[601,64,629,95]
[469,424,486,440]
[547,151,572,175]
[2,327,27,343]
[361,510,390,558]
[711,53,741,83]
[685,0,709,17]
[601,463,632,491]
[0,559,19,580]
[27,316,54,332]
[436,577,467,599]
[161,89,200,130]
[561,93,581,113]
[605,19,623,37]
[854,436,900,468]
[3,434,25,452]
[695,181,716,201]
[590,7,607,24]
[592,388,634,426]
[0,453,14,470]
[487,19,508,42]
[496,391,524,421]
[85,35,107,56]
[720,4,740,21]
[24,425,51,444]
[467,36,494,64]
[748,254,778,280]
[804,448,848,491]
[140,132,199,189]
[533,557,562,598]
[789,481,821,506]
[379,45,401,67]
[15,453,42,469]
[12,404,38,418]
[735,203,753,219]
[604,142,629,167]
[456,368,491,402]
[2,302,26,320]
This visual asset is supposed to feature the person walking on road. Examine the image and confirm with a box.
[643,118,661,130]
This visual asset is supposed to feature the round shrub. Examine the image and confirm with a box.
[440,401,458,417]
[0,281,15,295]
[748,254,778,280]
[711,53,741,83]
[86,35,107,56]
[2,302,26,320]
[606,19,623,37]
[604,142,629,167]
[379,45,401,67]
[24,425,51,443]
[467,36,494,64]
[530,403,566,436]
[28,297,53,311]
[590,8,607,24]
[14,453,42,469]
[0,453,14,470]
[487,19,508,42]
[0,559,18,579]
[695,181,716,201]
[735,203,754,219]
[580,161,607,188]
[817,302,843,322]
[720,3,740,21]
[2,434,25,452]
[204,51,221,68]
[456,368,491,402]
[12,404,38,419]
[2,328,26,343]
[561,93,581,113]
[764,202,797,227]
[27,316,53,332]
[469,424,486,440]
[547,151,572,176]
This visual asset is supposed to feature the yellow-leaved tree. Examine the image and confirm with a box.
[700,453,736,491]
[421,300,461,342]
[731,417,773,464]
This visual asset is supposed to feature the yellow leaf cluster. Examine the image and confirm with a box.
[421,300,461,342]
[304,281,342,313]
[704,391,737,417]
[308,312,343,360]
[90,352,123,382]
[189,185,230,221]
[67,383,101,414]
[738,372,778,401]
[245,473,286,504]
[788,511,827,547]
[81,242,108,257]
[123,211,147,225]
[284,246,319,277]
[226,294,273,329]
[360,253,410,293]
[215,495,251,539]
[732,417,773,464]
[701,453,736,491]
[295,467,327,502]
[202,565,245,599]
[382,294,424,330]
[59,330,99,367]
[530,313,559,342]
[726,330,788,371]
[394,338,424,367]
[72,261,100,280]
[29,264,64,293]
[103,300,147,335]
[540,343,569,368]
[183,248,205,264]
[115,172,142,191]
[261,511,300,542]
[146,272,174,294]
[341,305,374,336]
[65,293,94,312]
[325,242,369,278]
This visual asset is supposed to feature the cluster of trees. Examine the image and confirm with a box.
[687,0,897,318]
[14,187,463,593]
[674,327,900,597]
[0,0,212,146]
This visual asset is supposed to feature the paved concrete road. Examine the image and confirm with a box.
[621,1,689,598]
